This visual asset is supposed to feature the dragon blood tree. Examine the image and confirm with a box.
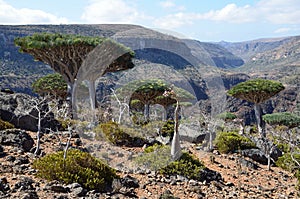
[15,33,134,117]
[227,78,284,138]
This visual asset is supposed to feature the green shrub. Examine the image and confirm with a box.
[0,119,14,130]
[135,144,207,180]
[159,152,206,181]
[32,149,118,191]
[94,121,145,146]
[160,120,174,137]
[214,131,256,153]
[275,141,290,153]
[276,152,300,172]
[134,144,172,171]
[216,112,237,121]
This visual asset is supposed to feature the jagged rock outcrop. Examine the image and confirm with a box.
[0,91,59,132]
[0,129,33,151]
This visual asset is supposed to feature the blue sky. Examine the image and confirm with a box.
[1,0,300,42]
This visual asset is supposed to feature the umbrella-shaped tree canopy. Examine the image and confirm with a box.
[32,73,67,99]
[263,112,300,129]
[15,33,134,117]
[227,78,285,104]
[227,78,285,138]
[15,33,134,85]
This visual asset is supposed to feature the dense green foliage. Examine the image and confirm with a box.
[263,112,300,128]
[32,149,118,191]
[216,112,237,121]
[214,131,256,153]
[135,144,172,171]
[94,121,145,146]
[160,120,175,137]
[15,33,105,50]
[32,73,67,98]
[159,152,206,181]
[0,119,14,130]
[135,144,206,180]
[276,152,300,172]
[227,78,285,103]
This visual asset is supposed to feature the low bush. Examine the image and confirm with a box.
[276,152,300,172]
[134,144,172,171]
[214,131,256,153]
[159,152,206,181]
[0,119,14,130]
[276,152,300,194]
[32,149,118,191]
[94,121,145,146]
[136,145,216,182]
[160,120,174,138]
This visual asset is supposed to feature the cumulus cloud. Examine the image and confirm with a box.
[154,0,300,29]
[274,28,291,34]
[0,0,68,24]
[258,0,300,24]
[81,0,148,24]
[159,0,185,11]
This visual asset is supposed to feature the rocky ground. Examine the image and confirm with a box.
[0,129,298,199]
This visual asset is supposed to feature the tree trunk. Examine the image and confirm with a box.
[67,82,77,119]
[34,111,42,156]
[87,80,96,110]
[171,101,181,160]
[144,103,150,122]
[254,103,266,138]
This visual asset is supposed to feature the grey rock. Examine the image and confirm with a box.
[0,129,34,152]
[49,185,69,193]
[0,177,10,192]
[241,149,268,165]
[0,92,59,131]
[14,156,30,165]
[239,158,259,169]
[179,122,207,143]
[121,175,139,188]
[13,176,35,192]
[20,191,39,199]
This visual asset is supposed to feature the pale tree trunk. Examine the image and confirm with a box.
[254,103,266,138]
[87,80,97,123]
[34,111,42,156]
[87,80,96,111]
[63,126,73,161]
[110,88,129,124]
[68,82,77,119]
[171,101,181,160]
[144,103,150,122]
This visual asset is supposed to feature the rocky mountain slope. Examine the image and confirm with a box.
[0,24,300,125]
[0,125,297,199]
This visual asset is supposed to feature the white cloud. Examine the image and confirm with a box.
[154,0,300,29]
[0,0,68,24]
[159,0,185,11]
[160,1,176,8]
[153,12,195,29]
[203,4,255,23]
[258,0,300,24]
[274,28,291,34]
[81,0,147,24]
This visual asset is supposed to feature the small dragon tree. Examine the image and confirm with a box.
[32,73,67,108]
[227,78,285,138]
[118,79,170,122]
[263,112,300,149]
[15,33,134,117]
[153,86,195,120]
[263,112,300,170]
